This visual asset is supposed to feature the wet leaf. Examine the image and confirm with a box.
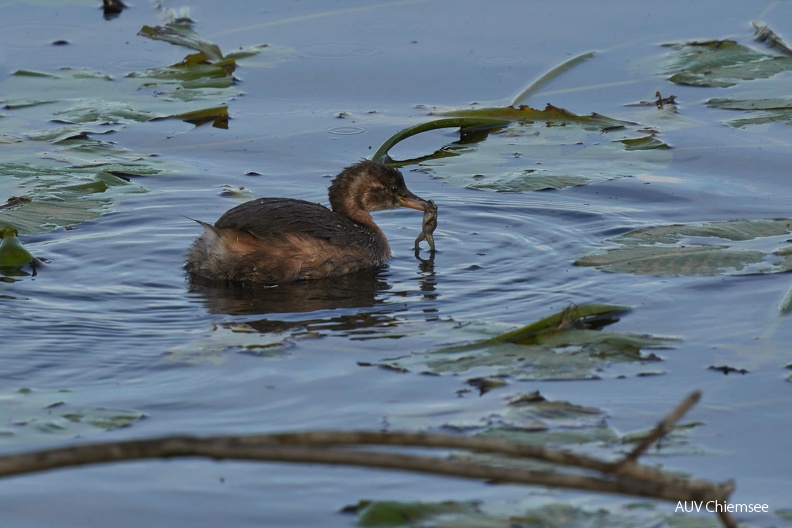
[416,122,671,192]
[708,97,792,127]
[375,305,673,381]
[0,225,34,267]
[382,104,672,192]
[620,421,709,457]
[617,135,669,150]
[753,21,792,56]
[0,388,145,445]
[165,322,298,363]
[138,24,224,62]
[664,40,792,88]
[353,500,482,527]
[576,219,792,276]
[0,24,276,233]
[0,164,146,234]
[438,104,633,131]
[350,500,724,528]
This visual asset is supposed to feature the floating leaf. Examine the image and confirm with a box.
[349,500,724,528]
[437,104,632,131]
[617,135,669,150]
[138,24,224,62]
[0,388,145,445]
[708,97,792,127]
[0,163,147,234]
[165,321,301,363]
[664,40,792,87]
[374,305,673,381]
[0,24,278,232]
[576,219,792,276]
[353,500,482,528]
[753,21,792,56]
[0,225,34,267]
[376,104,672,192]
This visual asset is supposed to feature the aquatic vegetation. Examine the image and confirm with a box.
[0,226,35,268]
[0,21,286,234]
[349,499,724,528]
[576,219,792,276]
[374,305,674,381]
[0,388,144,445]
[663,25,792,127]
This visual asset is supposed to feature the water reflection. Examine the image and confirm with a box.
[187,255,443,337]
[188,267,392,316]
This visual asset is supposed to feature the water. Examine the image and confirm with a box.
[2,1,792,526]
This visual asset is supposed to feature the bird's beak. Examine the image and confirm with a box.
[397,191,429,211]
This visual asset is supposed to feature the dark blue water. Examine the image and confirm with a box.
[2,1,792,526]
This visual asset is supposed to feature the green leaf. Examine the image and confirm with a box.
[664,40,792,87]
[350,500,726,528]
[138,24,225,62]
[617,135,669,150]
[576,219,792,276]
[0,225,34,267]
[0,388,145,445]
[438,104,632,131]
[165,322,303,363]
[354,500,482,527]
[708,97,792,127]
[375,104,672,192]
[374,305,672,381]
[0,163,147,234]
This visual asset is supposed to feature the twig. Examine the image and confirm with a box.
[0,392,736,528]
[622,390,701,463]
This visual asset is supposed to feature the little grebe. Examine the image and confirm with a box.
[185,160,429,284]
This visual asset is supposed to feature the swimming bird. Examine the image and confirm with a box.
[185,160,429,284]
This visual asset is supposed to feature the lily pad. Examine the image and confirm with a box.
[0,22,279,233]
[374,305,673,381]
[165,321,301,363]
[405,106,671,192]
[349,500,724,528]
[708,97,792,127]
[576,219,792,276]
[437,104,631,131]
[0,163,146,234]
[0,387,145,445]
[664,40,792,88]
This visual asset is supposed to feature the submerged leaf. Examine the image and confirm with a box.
[577,219,792,276]
[0,388,145,445]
